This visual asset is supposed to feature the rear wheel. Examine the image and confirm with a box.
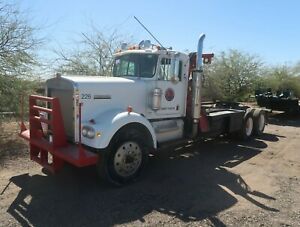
[253,109,266,136]
[238,112,254,140]
[98,128,149,185]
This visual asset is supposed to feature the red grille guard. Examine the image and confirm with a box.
[19,95,98,173]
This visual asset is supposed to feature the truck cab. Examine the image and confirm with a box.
[113,45,190,142]
[113,45,189,119]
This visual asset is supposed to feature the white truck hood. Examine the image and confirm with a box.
[62,75,136,85]
[46,75,149,142]
[62,75,148,118]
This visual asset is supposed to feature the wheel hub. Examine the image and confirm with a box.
[125,155,135,164]
[114,141,142,177]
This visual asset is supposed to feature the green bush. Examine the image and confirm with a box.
[0,76,39,115]
[203,49,262,102]
[202,51,300,101]
[257,66,300,97]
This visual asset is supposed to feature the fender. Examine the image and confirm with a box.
[81,109,157,149]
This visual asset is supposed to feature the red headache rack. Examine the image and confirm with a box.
[19,95,98,173]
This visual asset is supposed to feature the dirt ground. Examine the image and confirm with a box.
[0,113,299,227]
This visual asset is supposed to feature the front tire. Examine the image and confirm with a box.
[100,128,149,185]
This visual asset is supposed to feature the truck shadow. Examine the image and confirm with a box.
[7,137,279,226]
[268,112,300,127]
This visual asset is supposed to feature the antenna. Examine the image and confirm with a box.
[133,16,165,49]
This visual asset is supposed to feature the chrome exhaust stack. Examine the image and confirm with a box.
[191,34,205,138]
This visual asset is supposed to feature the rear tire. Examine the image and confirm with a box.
[98,128,149,186]
[253,109,266,136]
[238,111,254,140]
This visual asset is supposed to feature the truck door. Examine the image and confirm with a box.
[153,54,188,117]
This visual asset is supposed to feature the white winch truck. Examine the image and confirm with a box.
[19,34,266,185]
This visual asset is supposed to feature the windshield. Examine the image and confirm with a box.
[113,53,158,78]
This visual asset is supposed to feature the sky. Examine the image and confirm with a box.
[18,0,300,66]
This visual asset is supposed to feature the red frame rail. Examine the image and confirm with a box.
[19,95,98,173]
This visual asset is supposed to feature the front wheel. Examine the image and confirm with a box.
[99,128,149,185]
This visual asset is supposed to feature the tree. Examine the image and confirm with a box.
[56,27,131,76]
[0,2,41,113]
[292,61,300,77]
[203,49,263,101]
[0,2,41,78]
[260,66,300,97]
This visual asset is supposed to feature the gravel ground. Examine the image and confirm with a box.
[0,113,299,227]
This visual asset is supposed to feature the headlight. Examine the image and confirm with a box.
[82,126,95,139]
[82,128,88,136]
[87,129,95,138]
